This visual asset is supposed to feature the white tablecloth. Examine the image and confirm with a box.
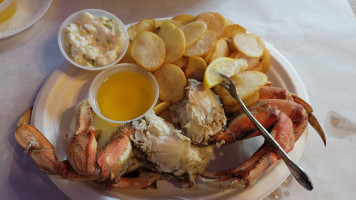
[1,0,356,199]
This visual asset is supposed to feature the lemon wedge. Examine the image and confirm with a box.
[203,57,248,89]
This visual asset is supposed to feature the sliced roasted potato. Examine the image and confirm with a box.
[196,12,225,37]
[154,63,187,102]
[157,23,185,63]
[180,21,207,48]
[206,39,229,64]
[131,31,166,71]
[228,50,238,58]
[224,91,260,113]
[220,24,246,39]
[184,30,217,57]
[153,19,182,28]
[215,71,267,109]
[260,48,271,73]
[173,14,196,25]
[127,19,155,41]
[249,62,264,72]
[232,52,260,70]
[154,101,171,115]
[185,56,207,81]
[227,38,237,52]
[240,48,271,72]
[233,33,265,58]
[203,50,213,64]
[224,17,234,26]
[213,85,237,106]
[232,71,267,99]
[172,56,188,68]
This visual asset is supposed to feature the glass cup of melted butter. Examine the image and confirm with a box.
[89,63,159,124]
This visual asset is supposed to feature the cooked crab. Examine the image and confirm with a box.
[14,100,160,189]
[14,99,208,189]
[14,83,325,190]
[155,80,324,188]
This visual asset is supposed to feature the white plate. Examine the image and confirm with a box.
[0,0,52,39]
[31,41,309,200]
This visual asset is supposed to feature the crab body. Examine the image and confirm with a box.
[129,109,208,186]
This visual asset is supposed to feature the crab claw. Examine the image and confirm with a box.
[67,129,98,178]
[68,100,93,137]
[208,103,279,144]
[14,124,60,175]
[106,171,161,190]
[60,160,92,180]
[259,86,326,146]
[291,95,326,146]
[200,112,295,188]
[258,99,308,142]
[97,125,134,182]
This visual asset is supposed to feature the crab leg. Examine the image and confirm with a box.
[14,124,61,175]
[97,126,134,182]
[208,103,279,144]
[258,99,308,141]
[59,160,92,180]
[291,95,326,146]
[14,101,99,179]
[259,86,326,145]
[15,107,60,175]
[66,100,99,178]
[200,112,295,188]
[259,86,293,101]
[106,171,161,190]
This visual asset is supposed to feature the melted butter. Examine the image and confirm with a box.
[92,113,118,149]
[96,71,155,121]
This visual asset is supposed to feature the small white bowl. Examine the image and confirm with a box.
[88,63,159,124]
[58,9,129,71]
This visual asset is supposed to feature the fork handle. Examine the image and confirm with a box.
[231,93,313,191]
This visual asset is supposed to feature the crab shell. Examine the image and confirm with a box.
[14,100,160,189]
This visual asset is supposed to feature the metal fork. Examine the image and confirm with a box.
[218,73,313,191]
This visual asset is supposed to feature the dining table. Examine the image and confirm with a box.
[1,0,356,199]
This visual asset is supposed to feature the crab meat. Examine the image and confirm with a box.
[171,79,226,145]
[107,170,161,190]
[130,110,207,185]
